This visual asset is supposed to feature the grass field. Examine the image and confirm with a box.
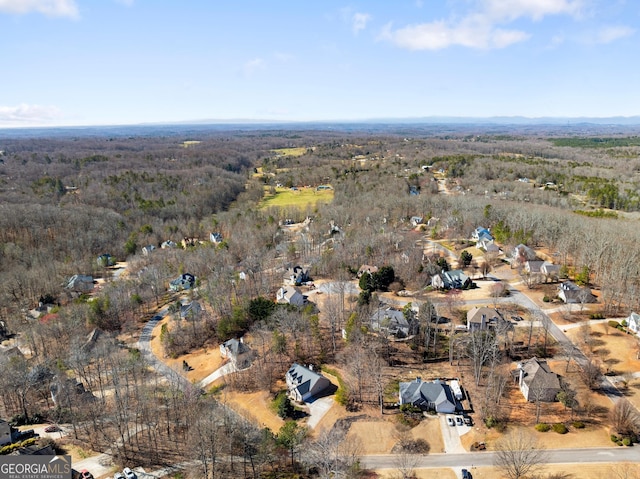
[272,147,307,157]
[260,186,333,209]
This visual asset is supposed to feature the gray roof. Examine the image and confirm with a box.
[519,357,561,394]
[221,338,249,356]
[399,379,457,411]
[286,363,332,401]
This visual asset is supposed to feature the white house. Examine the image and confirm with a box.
[285,363,333,403]
[627,312,640,335]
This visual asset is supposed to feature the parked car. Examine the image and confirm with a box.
[114,473,125,479]
[123,467,136,479]
[446,416,455,426]
[463,416,473,426]
[79,469,93,479]
[455,416,463,426]
[44,425,61,433]
[511,315,523,321]
[461,468,471,479]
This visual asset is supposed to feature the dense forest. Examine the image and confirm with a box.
[1,123,640,478]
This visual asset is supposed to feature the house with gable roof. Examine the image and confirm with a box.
[398,378,458,413]
[431,269,471,290]
[557,281,597,304]
[626,312,640,335]
[285,363,333,403]
[276,286,306,307]
[220,337,254,369]
[516,357,562,402]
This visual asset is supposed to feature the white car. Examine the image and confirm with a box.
[122,468,136,479]
[446,416,455,426]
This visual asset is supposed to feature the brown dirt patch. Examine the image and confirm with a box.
[347,421,399,454]
[218,389,285,433]
[149,316,225,384]
[377,468,457,479]
[409,416,444,453]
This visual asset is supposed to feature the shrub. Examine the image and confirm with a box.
[611,434,619,443]
[542,295,551,302]
[608,320,620,328]
[572,421,585,429]
[553,423,568,434]
[622,437,632,446]
[484,416,499,429]
[590,313,605,319]
[535,423,551,432]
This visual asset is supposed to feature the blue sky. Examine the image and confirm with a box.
[1,0,638,126]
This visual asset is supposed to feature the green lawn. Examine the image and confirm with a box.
[259,186,333,209]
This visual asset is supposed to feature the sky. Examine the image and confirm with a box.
[1,0,639,127]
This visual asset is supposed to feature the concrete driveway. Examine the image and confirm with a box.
[439,415,468,454]
[306,396,334,429]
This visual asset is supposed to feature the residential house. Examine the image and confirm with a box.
[220,337,254,370]
[540,262,561,282]
[210,232,223,244]
[398,378,458,413]
[524,260,544,274]
[431,269,471,290]
[169,273,196,292]
[141,245,156,256]
[276,287,306,307]
[50,378,95,407]
[180,301,202,320]
[516,358,562,402]
[161,240,177,249]
[370,307,410,338]
[626,312,640,335]
[557,281,597,304]
[286,265,311,285]
[476,236,499,253]
[471,227,492,242]
[96,254,115,267]
[410,216,424,227]
[467,307,503,331]
[285,363,333,403]
[512,244,537,265]
[65,275,94,293]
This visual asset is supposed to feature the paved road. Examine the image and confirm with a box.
[137,309,191,390]
[361,446,639,469]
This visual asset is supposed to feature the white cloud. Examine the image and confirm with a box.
[383,0,584,50]
[382,16,529,50]
[243,58,266,76]
[352,12,372,34]
[0,104,61,124]
[595,25,635,44]
[0,0,79,18]
[484,0,584,22]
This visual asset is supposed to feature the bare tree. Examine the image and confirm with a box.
[494,429,548,479]
[393,448,421,479]
[609,399,640,437]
